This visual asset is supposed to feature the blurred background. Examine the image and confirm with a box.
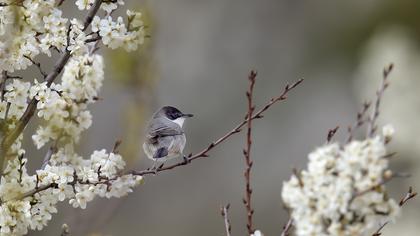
[28,0,420,235]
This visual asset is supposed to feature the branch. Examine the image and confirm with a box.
[130,77,304,176]
[351,172,394,202]
[57,0,66,7]
[0,0,104,171]
[0,71,6,102]
[367,64,393,138]
[346,101,371,143]
[221,204,232,236]
[243,70,256,234]
[399,186,417,207]
[327,126,339,143]
[280,218,293,236]
[41,141,58,169]
[23,55,47,79]
[19,183,57,200]
[372,187,417,236]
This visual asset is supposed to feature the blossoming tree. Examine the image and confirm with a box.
[0,0,145,234]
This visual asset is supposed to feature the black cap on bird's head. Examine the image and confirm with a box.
[155,106,193,120]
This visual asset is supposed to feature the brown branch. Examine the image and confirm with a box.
[346,101,371,143]
[23,55,47,79]
[0,0,104,173]
[399,186,417,207]
[130,77,304,176]
[280,218,293,236]
[372,187,417,236]
[41,141,58,169]
[367,64,393,138]
[0,71,6,102]
[85,35,102,43]
[327,126,339,143]
[351,172,394,202]
[372,222,388,236]
[243,70,256,234]
[19,183,57,200]
[57,0,66,7]
[221,204,232,236]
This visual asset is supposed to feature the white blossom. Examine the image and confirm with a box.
[250,230,264,236]
[282,131,400,236]
[91,12,144,51]
[75,0,95,10]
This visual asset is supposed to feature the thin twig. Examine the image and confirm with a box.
[280,218,293,236]
[399,186,417,207]
[23,55,47,79]
[0,71,7,102]
[327,126,339,143]
[243,70,256,234]
[221,204,232,236]
[372,222,388,236]
[57,0,66,7]
[372,187,417,236]
[19,183,57,200]
[351,172,410,203]
[351,172,394,202]
[41,141,58,170]
[346,101,371,143]
[367,64,393,138]
[130,78,304,176]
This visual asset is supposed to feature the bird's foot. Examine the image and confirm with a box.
[153,163,164,175]
[182,155,191,165]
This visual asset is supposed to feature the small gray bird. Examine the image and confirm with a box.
[143,106,193,172]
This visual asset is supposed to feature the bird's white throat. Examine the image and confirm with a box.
[172,117,185,127]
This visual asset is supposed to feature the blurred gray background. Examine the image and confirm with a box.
[28,0,420,235]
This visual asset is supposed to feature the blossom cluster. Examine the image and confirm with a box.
[0,150,142,235]
[0,0,144,73]
[31,53,103,148]
[282,126,399,236]
[0,0,145,235]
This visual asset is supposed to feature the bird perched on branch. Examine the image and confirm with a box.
[143,106,193,173]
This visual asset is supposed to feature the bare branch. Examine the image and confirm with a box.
[23,55,47,79]
[221,204,231,236]
[399,186,417,206]
[57,0,66,7]
[0,71,6,102]
[243,70,256,234]
[280,218,293,236]
[372,222,388,236]
[346,101,371,143]
[41,141,58,170]
[130,78,304,176]
[367,64,393,138]
[327,126,339,143]
[372,187,417,235]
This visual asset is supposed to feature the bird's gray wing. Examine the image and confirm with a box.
[146,117,183,144]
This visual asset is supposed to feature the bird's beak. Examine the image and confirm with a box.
[182,113,194,118]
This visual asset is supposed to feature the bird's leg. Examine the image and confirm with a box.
[152,160,158,175]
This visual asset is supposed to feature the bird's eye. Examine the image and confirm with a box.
[167,112,178,120]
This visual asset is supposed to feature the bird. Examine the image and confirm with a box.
[143,106,193,173]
